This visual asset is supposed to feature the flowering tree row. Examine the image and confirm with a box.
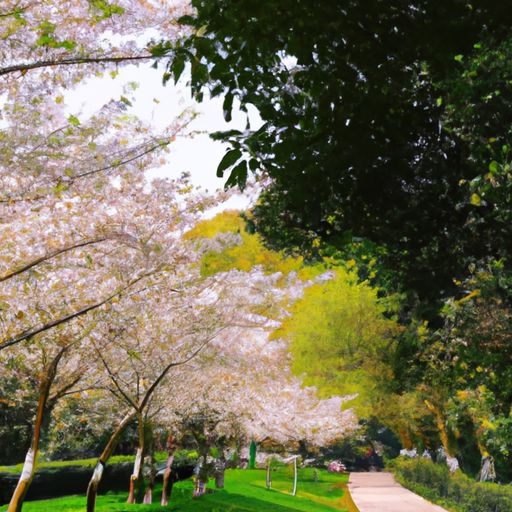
[0,3,358,512]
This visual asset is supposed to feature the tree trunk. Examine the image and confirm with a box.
[86,411,136,512]
[142,454,156,504]
[398,429,414,451]
[193,479,207,497]
[193,458,209,497]
[214,454,226,489]
[8,354,62,512]
[479,455,496,482]
[425,400,458,472]
[291,456,298,497]
[266,461,272,490]
[127,414,145,504]
[8,448,36,512]
[160,434,176,506]
[476,437,496,482]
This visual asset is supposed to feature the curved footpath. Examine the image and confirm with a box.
[348,472,449,512]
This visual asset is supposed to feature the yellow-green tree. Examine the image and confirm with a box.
[275,269,399,417]
[186,210,318,280]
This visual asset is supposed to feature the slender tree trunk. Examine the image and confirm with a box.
[292,456,298,497]
[86,411,136,512]
[127,414,145,504]
[193,457,209,497]
[476,436,496,482]
[398,429,414,451]
[479,455,496,482]
[160,434,176,506]
[8,354,62,512]
[142,453,156,504]
[194,478,207,497]
[266,461,272,490]
[425,400,459,471]
[214,449,226,489]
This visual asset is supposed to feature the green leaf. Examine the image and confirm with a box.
[216,149,242,178]
[150,42,172,58]
[488,160,499,174]
[191,61,208,90]
[249,158,259,171]
[223,92,234,122]
[68,115,80,127]
[126,349,142,361]
[224,159,248,189]
[119,96,132,107]
[171,54,186,84]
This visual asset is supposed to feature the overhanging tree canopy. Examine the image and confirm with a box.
[167,0,512,302]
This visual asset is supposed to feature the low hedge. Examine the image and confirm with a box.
[0,455,136,475]
[389,457,512,512]
[0,450,197,505]
[0,461,134,505]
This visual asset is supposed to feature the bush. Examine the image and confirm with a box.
[0,461,133,505]
[389,457,512,512]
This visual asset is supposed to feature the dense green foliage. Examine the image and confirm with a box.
[275,268,398,416]
[168,0,512,303]
[0,376,36,465]
[390,457,512,512]
[164,4,512,483]
[0,469,350,512]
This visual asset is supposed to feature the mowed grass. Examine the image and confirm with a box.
[0,468,355,512]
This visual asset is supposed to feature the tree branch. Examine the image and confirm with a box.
[0,273,151,352]
[0,54,157,77]
[139,327,227,411]
[0,237,108,283]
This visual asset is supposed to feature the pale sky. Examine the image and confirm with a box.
[65,62,263,211]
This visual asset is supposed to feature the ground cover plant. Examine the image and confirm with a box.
[390,457,512,512]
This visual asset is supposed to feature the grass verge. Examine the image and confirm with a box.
[0,468,350,512]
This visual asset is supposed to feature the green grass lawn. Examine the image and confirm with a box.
[0,468,356,512]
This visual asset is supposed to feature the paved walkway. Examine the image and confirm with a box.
[348,472,449,512]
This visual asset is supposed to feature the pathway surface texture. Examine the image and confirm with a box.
[348,472,449,512]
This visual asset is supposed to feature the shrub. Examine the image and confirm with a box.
[327,460,347,473]
[390,457,512,512]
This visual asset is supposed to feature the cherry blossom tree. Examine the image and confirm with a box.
[0,0,191,97]
[0,0,200,358]
[82,265,286,510]
[1,317,102,511]
[2,168,226,511]
[155,291,358,499]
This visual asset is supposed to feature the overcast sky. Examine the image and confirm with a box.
[65,62,262,211]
